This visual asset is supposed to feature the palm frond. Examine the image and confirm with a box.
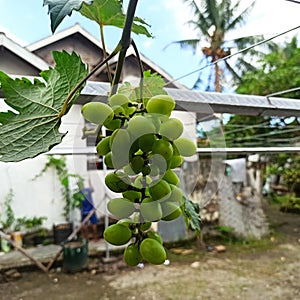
[224,60,242,83]
[165,39,200,54]
[225,1,255,31]
[205,0,220,28]
[184,0,211,31]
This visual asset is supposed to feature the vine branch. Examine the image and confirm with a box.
[60,0,140,117]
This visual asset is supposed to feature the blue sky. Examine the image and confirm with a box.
[0,0,299,89]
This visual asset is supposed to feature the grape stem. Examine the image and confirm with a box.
[59,0,140,117]
[131,39,145,101]
[111,0,139,95]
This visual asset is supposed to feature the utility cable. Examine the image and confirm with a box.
[165,24,300,86]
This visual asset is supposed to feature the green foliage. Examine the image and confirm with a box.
[280,194,300,214]
[118,71,167,102]
[43,0,93,32]
[214,225,238,243]
[80,0,152,37]
[0,189,15,231]
[0,51,88,162]
[14,216,47,232]
[237,36,300,99]
[282,155,300,194]
[181,195,201,235]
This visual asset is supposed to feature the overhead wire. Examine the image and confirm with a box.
[285,0,300,4]
[266,86,300,98]
[229,127,300,142]
[165,24,300,86]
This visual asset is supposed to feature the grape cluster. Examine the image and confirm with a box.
[81,93,196,266]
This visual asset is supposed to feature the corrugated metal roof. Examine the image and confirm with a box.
[77,81,300,117]
[1,79,300,117]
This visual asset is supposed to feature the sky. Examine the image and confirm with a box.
[0,0,300,89]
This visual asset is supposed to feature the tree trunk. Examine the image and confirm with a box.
[214,62,221,93]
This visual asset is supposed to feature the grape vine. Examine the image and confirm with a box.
[0,0,201,267]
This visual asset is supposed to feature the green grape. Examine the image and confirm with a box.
[112,105,125,116]
[110,129,131,169]
[152,139,173,161]
[104,152,114,169]
[141,165,151,176]
[138,134,157,153]
[139,238,167,265]
[124,243,142,266]
[133,175,152,189]
[140,221,152,231]
[110,128,130,149]
[149,154,166,176]
[129,139,140,157]
[107,198,135,219]
[148,179,171,201]
[167,184,183,204]
[124,106,136,116]
[144,113,161,133]
[109,93,129,107]
[122,190,142,202]
[105,118,122,131]
[127,115,156,140]
[123,164,137,176]
[170,155,184,169]
[173,137,197,157]
[159,118,183,141]
[81,102,114,125]
[96,136,111,156]
[103,224,132,246]
[105,171,130,193]
[146,95,175,117]
[117,218,134,228]
[147,231,163,244]
[140,197,163,221]
[161,201,181,221]
[162,169,180,186]
[130,155,144,174]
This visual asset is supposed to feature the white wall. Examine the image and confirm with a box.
[0,104,89,230]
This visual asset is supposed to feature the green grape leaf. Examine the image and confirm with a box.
[0,51,88,162]
[118,70,167,102]
[181,195,201,235]
[80,0,152,37]
[43,0,94,32]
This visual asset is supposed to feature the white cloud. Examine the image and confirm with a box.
[162,0,196,39]
[162,0,300,42]
[143,39,153,49]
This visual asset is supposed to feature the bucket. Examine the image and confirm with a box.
[1,238,11,253]
[62,239,88,273]
[11,231,23,248]
[53,223,73,245]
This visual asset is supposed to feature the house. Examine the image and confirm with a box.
[0,24,197,230]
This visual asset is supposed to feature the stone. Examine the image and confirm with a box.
[4,269,22,281]
[190,261,201,268]
[214,245,226,253]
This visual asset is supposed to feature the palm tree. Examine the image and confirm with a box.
[171,0,260,92]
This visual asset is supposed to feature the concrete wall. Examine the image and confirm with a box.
[0,104,88,229]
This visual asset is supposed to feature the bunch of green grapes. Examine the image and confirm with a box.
[81,93,196,266]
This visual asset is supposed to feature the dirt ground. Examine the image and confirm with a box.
[1,202,299,300]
